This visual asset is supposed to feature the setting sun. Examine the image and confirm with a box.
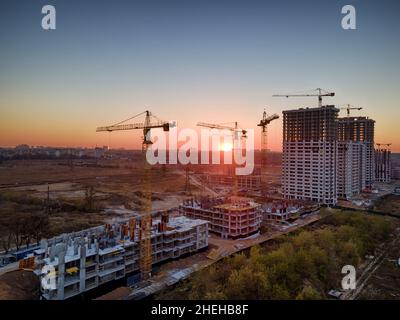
[220,142,233,152]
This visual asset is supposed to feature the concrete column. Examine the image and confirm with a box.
[73,239,79,255]
[49,244,56,262]
[195,226,200,250]
[79,243,86,293]
[205,223,209,245]
[228,214,231,237]
[57,251,65,300]
[40,239,48,251]
[94,240,99,287]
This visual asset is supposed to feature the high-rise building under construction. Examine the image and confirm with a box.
[375,146,391,183]
[282,107,376,204]
[337,117,375,189]
[282,106,339,205]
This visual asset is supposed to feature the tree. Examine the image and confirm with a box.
[338,241,360,266]
[9,213,26,251]
[308,245,329,281]
[293,249,315,279]
[82,185,96,212]
[30,213,49,244]
[226,265,269,299]
[0,218,13,253]
[0,211,49,252]
[336,225,356,243]
[270,284,291,299]
[316,228,336,255]
[296,285,321,300]
[204,288,227,300]
[188,266,224,299]
[292,231,314,250]
[228,252,247,269]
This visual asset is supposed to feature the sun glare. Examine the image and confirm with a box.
[220,142,233,152]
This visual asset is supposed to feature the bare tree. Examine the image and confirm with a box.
[31,213,49,245]
[0,220,13,254]
[83,185,96,212]
[9,213,25,251]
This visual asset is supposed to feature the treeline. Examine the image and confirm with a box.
[0,212,49,253]
[0,185,104,253]
[157,212,392,300]
[0,154,95,161]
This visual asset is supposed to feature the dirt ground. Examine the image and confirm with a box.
[0,159,206,239]
[0,159,216,300]
[374,194,400,216]
[0,160,132,187]
[0,270,40,300]
[358,236,400,299]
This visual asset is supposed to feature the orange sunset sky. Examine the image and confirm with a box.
[1,1,399,152]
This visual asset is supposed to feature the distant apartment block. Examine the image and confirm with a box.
[337,141,365,199]
[391,154,400,180]
[34,216,208,300]
[180,197,262,239]
[375,147,391,182]
[206,174,261,190]
[337,117,375,188]
[282,106,339,205]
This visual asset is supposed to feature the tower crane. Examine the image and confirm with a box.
[257,108,279,170]
[96,110,174,151]
[376,143,392,149]
[273,88,335,107]
[337,104,363,141]
[339,104,362,117]
[197,121,247,196]
[96,110,174,281]
[196,122,247,140]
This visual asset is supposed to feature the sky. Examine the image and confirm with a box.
[0,0,399,151]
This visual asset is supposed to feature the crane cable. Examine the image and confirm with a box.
[111,110,148,126]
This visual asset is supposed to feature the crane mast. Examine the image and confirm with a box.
[337,104,363,141]
[257,109,279,175]
[339,104,362,117]
[197,121,247,196]
[96,110,173,280]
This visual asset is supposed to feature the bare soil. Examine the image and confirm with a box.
[0,270,40,300]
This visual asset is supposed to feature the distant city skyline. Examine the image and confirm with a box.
[1,0,399,151]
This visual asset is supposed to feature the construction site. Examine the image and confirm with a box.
[179,196,262,239]
[34,215,208,300]
[1,0,400,310]
[0,90,398,301]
